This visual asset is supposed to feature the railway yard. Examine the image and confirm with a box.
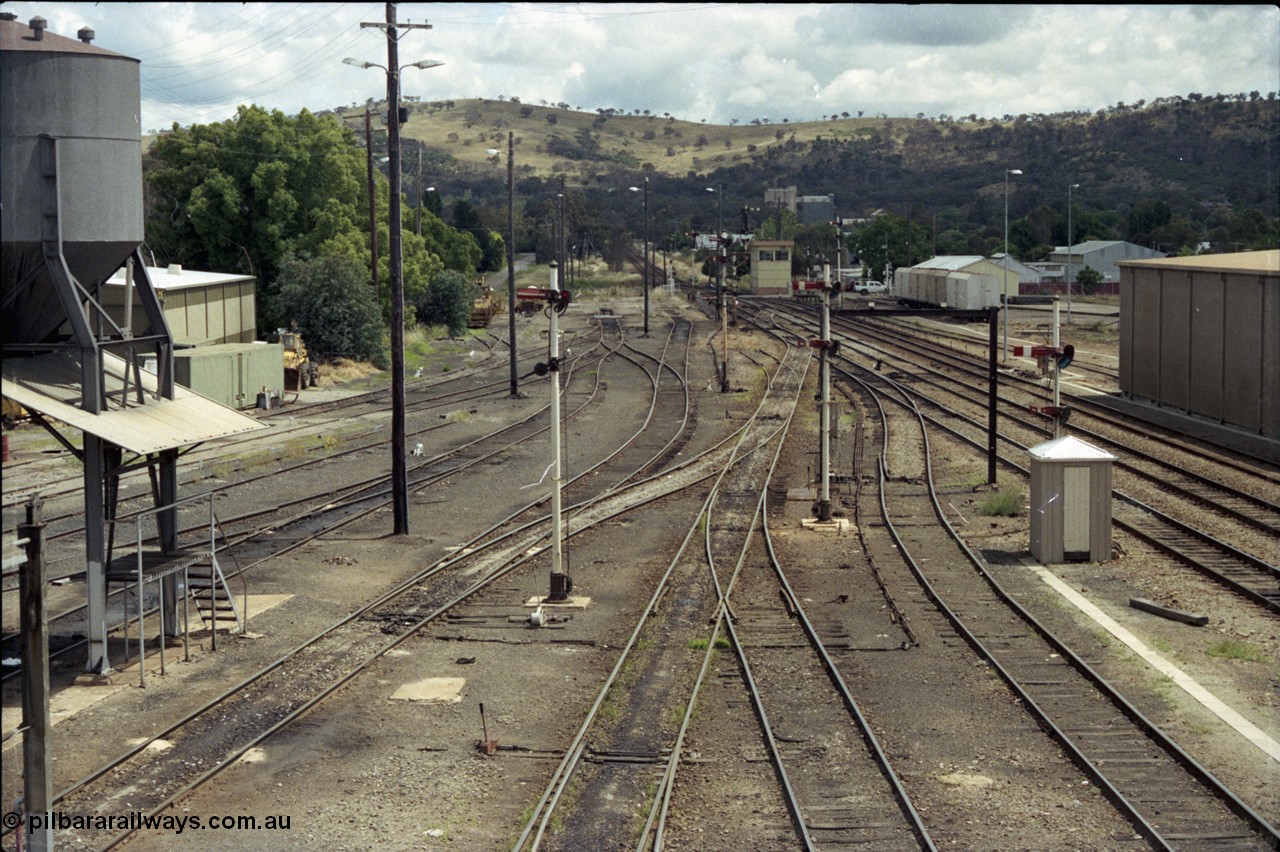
[2,287,1278,850]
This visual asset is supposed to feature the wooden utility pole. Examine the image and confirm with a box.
[358,2,433,535]
[20,495,51,852]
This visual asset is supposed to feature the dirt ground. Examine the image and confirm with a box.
[2,291,1275,850]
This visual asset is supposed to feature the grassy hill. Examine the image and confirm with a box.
[315,93,1280,259]
[338,97,898,180]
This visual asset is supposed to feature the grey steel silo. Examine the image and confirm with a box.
[1,13,144,344]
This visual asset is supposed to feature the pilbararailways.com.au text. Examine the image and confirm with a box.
[8,810,291,835]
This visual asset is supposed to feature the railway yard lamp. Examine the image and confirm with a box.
[1003,168,1023,363]
[1066,183,1080,325]
[487,136,519,397]
[628,177,650,336]
[346,5,442,535]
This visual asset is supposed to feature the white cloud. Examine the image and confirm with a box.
[4,2,1276,129]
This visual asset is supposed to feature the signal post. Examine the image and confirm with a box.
[1012,298,1075,438]
[518,265,589,615]
[803,263,850,532]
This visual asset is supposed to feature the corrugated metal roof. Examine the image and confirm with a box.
[1028,435,1117,462]
[2,351,266,454]
[106,265,255,292]
[1117,249,1279,277]
[913,256,986,271]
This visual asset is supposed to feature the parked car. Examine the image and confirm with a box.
[856,280,887,295]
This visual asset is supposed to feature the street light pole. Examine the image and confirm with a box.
[1003,168,1022,363]
[643,177,650,336]
[365,109,378,301]
[507,132,518,396]
[629,180,651,335]
[1066,182,1079,325]
[707,184,727,392]
[415,148,422,237]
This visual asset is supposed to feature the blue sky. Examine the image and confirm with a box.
[8,3,1279,131]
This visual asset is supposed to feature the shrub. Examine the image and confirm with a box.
[268,253,386,367]
[416,269,473,337]
[979,488,1023,517]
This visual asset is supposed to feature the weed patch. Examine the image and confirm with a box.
[978,488,1023,517]
[1205,639,1264,662]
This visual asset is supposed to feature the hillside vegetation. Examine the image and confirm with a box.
[320,93,1279,263]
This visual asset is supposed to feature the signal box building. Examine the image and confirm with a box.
[1118,250,1279,440]
[747,239,793,295]
[748,240,794,295]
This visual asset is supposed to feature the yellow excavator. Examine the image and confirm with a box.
[267,329,320,390]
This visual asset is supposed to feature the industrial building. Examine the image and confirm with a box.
[104,264,259,344]
[895,256,1011,309]
[762,186,835,226]
[796,194,835,226]
[1049,241,1166,283]
[1118,250,1279,440]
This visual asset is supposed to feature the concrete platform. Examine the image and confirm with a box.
[801,517,853,533]
[1072,386,1280,464]
[390,676,466,704]
[1,594,293,749]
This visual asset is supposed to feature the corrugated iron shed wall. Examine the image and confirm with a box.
[1120,252,1279,438]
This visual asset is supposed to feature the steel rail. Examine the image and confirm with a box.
[846,365,1279,849]
[16,321,696,848]
[0,337,620,682]
[749,302,1280,610]
[516,335,804,851]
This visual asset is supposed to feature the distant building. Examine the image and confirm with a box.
[103,264,258,345]
[764,186,797,213]
[695,233,751,251]
[897,256,1007,309]
[989,253,1045,286]
[796,194,835,226]
[1048,241,1166,283]
[1029,260,1068,283]
[762,187,836,227]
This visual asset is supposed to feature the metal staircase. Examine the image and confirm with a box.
[187,550,244,635]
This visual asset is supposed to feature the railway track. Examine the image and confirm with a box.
[661,439,932,849]
[515,334,815,850]
[0,331,618,681]
[845,362,1278,850]
[3,316,718,849]
[746,301,1280,613]
[0,334,509,511]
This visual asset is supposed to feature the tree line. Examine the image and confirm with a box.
[143,105,503,364]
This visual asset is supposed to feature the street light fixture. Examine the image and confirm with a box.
[1066,182,1080,325]
[628,178,650,336]
[344,5,441,536]
[1003,168,1022,363]
[487,138,519,396]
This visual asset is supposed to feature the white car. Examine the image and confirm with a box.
[855,280,887,295]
